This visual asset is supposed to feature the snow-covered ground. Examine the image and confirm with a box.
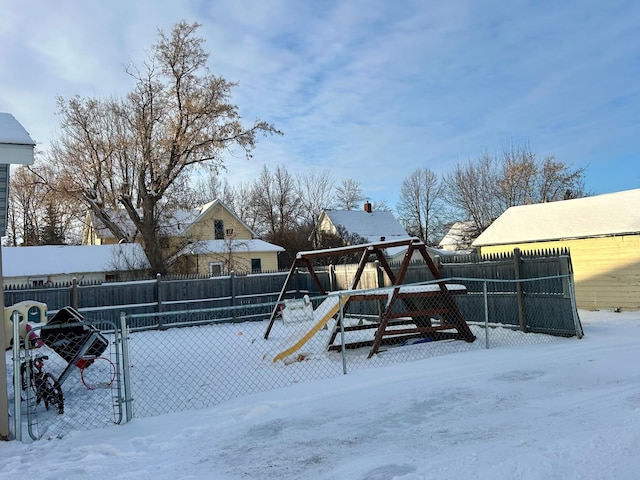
[2,309,639,480]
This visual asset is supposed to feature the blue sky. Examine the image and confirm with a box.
[0,0,638,210]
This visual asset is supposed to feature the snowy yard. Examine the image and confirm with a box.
[2,309,639,479]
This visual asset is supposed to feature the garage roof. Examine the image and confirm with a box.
[472,189,640,247]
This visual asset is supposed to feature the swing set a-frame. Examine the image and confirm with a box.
[264,237,476,361]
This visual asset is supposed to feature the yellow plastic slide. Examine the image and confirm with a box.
[273,295,349,363]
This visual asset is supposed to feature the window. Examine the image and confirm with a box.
[209,262,224,277]
[251,258,262,273]
[29,278,46,287]
[214,220,224,240]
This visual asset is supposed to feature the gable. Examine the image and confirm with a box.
[184,199,255,240]
[473,189,640,247]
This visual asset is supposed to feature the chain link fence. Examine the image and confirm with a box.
[125,275,582,419]
[6,311,123,440]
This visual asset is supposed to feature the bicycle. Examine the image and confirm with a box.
[20,353,64,415]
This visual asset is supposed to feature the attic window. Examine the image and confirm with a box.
[226,228,234,236]
[214,220,224,240]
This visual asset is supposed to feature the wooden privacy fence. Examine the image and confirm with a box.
[3,247,578,335]
[3,272,330,326]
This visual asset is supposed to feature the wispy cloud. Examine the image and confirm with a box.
[0,0,638,208]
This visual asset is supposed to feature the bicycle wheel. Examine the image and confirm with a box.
[80,356,116,390]
[40,373,64,414]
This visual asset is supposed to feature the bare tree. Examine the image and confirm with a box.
[189,167,237,208]
[297,168,335,248]
[537,155,587,201]
[7,161,81,246]
[444,144,588,234]
[497,143,538,208]
[396,168,446,244]
[45,21,280,274]
[252,165,303,241]
[444,153,500,233]
[372,200,391,212]
[229,181,261,232]
[335,178,365,210]
[7,164,42,245]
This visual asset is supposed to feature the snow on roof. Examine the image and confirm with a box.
[323,209,409,242]
[2,244,150,277]
[0,112,35,165]
[473,189,640,247]
[438,221,476,249]
[0,112,35,145]
[177,239,285,256]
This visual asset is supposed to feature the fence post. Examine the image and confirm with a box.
[433,255,441,275]
[329,264,336,292]
[156,273,164,330]
[0,248,8,440]
[72,277,79,310]
[513,248,527,333]
[375,260,384,288]
[11,311,21,441]
[120,312,133,422]
[483,280,489,349]
[339,293,348,375]
[230,271,236,322]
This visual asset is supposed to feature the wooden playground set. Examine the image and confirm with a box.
[264,238,476,362]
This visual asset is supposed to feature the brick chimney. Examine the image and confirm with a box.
[364,201,372,213]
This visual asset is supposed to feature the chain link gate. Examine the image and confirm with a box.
[8,311,125,440]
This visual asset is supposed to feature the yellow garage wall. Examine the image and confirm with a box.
[478,235,640,311]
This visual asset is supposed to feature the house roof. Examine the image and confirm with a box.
[321,209,411,258]
[179,239,285,256]
[438,221,476,249]
[472,189,640,247]
[322,209,409,242]
[2,244,150,278]
[0,112,35,165]
[0,113,35,145]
